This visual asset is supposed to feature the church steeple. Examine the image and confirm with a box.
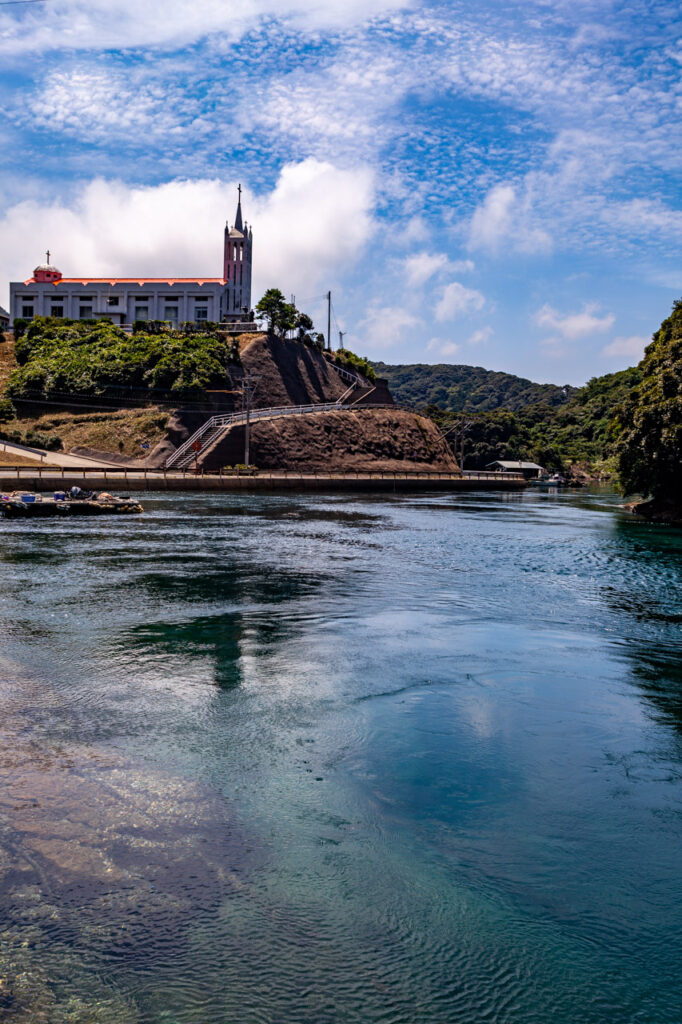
[222,182,253,320]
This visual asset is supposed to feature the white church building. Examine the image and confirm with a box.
[9,188,252,327]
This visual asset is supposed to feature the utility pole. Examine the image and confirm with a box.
[327,290,331,352]
[339,330,345,350]
[242,371,256,468]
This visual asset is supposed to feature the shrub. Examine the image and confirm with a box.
[334,349,377,383]
[7,316,241,401]
[12,318,28,340]
[0,398,16,423]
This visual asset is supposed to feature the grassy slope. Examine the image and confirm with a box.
[2,331,170,456]
[3,408,170,458]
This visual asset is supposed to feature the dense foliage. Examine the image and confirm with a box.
[373,361,577,413]
[612,300,682,500]
[426,366,641,471]
[333,349,377,383]
[7,317,240,400]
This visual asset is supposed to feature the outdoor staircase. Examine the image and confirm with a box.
[165,365,380,471]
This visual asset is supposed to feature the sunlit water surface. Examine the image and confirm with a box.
[0,488,681,1023]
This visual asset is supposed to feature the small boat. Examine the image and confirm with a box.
[0,490,143,518]
[531,473,568,488]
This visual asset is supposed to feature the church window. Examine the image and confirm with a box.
[195,306,208,323]
[107,296,120,306]
[134,306,149,321]
[22,304,34,318]
[51,305,64,318]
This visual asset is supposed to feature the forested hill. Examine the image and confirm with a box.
[372,362,577,412]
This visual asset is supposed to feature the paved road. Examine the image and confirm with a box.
[0,439,122,469]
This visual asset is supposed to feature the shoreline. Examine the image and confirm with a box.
[624,498,682,528]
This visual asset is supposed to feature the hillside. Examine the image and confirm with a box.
[427,366,641,472]
[199,408,457,474]
[372,361,576,412]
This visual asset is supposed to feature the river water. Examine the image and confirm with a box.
[0,488,681,1023]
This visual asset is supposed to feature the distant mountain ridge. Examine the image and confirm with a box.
[372,361,577,413]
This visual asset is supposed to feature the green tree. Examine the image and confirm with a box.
[255,289,297,338]
[612,299,682,500]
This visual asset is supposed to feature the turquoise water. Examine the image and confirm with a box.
[1,488,681,1023]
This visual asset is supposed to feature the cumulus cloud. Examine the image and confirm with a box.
[0,0,410,55]
[469,185,515,252]
[0,159,375,310]
[467,326,493,345]
[602,335,648,359]
[357,305,418,350]
[534,303,615,340]
[468,183,552,255]
[403,253,450,286]
[402,253,474,286]
[427,338,460,358]
[435,281,485,322]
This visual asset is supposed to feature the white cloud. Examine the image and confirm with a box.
[602,335,648,359]
[400,253,475,288]
[427,338,460,358]
[467,326,493,345]
[0,160,376,311]
[469,184,515,252]
[468,182,551,255]
[403,252,448,286]
[0,0,410,55]
[435,281,485,322]
[26,70,195,139]
[357,305,418,350]
[534,303,615,340]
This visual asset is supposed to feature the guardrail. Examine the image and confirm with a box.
[166,400,373,469]
[0,466,526,482]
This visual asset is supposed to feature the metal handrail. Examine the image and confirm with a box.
[0,466,527,482]
[166,401,364,468]
[331,363,363,385]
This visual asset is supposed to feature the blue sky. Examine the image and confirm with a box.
[0,0,680,385]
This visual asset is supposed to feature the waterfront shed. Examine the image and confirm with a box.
[486,460,545,479]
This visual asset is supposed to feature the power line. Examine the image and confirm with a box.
[0,1,49,7]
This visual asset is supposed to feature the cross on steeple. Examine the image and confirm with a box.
[46,250,50,264]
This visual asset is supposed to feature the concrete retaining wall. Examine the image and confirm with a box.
[0,469,527,494]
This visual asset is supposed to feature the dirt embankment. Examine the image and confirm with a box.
[201,408,459,474]
[239,334,357,408]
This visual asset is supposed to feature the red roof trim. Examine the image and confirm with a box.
[20,278,226,286]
